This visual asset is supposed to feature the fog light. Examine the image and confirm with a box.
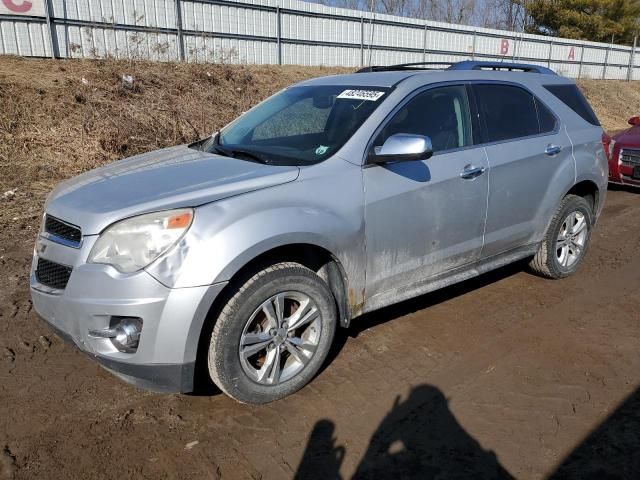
[88,317,143,353]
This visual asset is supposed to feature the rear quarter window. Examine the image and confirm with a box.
[543,84,600,126]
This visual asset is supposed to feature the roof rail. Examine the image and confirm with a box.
[355,60,556,75]
[448,61,556,75]
[356,62,454,73]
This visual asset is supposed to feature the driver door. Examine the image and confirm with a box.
[363,84,489,303]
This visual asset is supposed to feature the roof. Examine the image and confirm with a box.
[295,61,572,89]
[297,70,417,88]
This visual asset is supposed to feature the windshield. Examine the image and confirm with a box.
[216,85,391,165]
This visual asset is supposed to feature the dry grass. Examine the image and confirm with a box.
[0,56,346,241]
[577,79,640,132]
[0,55,639,245]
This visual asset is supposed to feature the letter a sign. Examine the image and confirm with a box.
[0,0,45,16]
[568,47,575,61]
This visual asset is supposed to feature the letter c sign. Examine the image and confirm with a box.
[2,0,33,13]
[0,0,44,16]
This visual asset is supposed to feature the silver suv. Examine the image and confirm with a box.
[31,61,607,403]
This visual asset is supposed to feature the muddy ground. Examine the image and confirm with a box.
[0,187,638,479]
[1,57,640,479]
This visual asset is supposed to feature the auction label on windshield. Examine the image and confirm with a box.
[337,89,385,101]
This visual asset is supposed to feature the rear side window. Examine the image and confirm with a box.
[543,84,600,126]
[474,84,542,142]
[536,98,558,133]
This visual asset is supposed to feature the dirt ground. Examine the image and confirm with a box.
[1,57,640,479]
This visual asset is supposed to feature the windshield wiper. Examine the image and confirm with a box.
[211,145,271,164]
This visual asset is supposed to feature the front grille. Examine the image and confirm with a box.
[44,215,82,245]
[620,148,640,166]
[36,258,73,290]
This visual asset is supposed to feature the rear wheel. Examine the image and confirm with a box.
[208,262,337,404]
[529,194,593,279]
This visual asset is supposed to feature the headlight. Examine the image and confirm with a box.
[88,209,193,273]
[609,138,617,160]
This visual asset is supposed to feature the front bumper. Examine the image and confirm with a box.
[38,314,198,392]
[609,148,640,187]
[30,235,226,393]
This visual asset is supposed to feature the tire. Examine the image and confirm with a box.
[529,194,593,279]
[208,262,337,404]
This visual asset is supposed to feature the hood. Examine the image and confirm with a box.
[45,145,300,234]
[612,125,640,144]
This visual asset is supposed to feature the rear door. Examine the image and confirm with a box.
[473,82,574,258]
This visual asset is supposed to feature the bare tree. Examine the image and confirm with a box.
[313,0,521,29]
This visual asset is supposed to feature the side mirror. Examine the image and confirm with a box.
[370,133,433,163]
[629,116,640,126]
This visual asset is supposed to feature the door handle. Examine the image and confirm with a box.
[460,165,486,180]
[545,144,562,156]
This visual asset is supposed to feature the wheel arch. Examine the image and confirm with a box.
[565,179,601,222]
[219,242,351,324]
[190,241,353,392]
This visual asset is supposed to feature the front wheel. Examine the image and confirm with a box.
[208,262,337,404]
[529,194,593,279]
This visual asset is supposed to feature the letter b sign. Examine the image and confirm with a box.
[500,39,509,55]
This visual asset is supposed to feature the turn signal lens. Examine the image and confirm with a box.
[167,212,192,229]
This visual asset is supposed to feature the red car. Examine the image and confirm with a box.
[604,116,640,188]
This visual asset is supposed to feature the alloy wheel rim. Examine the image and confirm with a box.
[556,210,588,268]
[239,291,321,385]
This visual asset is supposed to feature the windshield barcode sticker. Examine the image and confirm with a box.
[337,89,385,101]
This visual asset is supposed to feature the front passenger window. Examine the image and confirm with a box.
[375,85,473,153]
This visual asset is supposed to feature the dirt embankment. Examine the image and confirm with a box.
[0,57,347,245]
[0,56,637,242]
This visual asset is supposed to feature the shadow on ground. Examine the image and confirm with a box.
[322,259,528,373]
[295,384,515,479]
[549,386,640,479]
[607,183,640,194]
[295,385,640,479]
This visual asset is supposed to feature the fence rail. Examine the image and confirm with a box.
[0,0,638,80]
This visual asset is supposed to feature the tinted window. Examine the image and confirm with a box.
[536,98,557,133]
[544,84,600,126]
[475,84,540,142]
[375,85,473,153]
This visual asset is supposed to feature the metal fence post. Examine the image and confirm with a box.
[174,0,185,61]
[276,6,282,65]
[602,41,611,79]
[360,17,364,67]
[471,30,476,60]
[547,39,553,68]
[578,45,584,78]
[627,36,637,81]
[422,23,427,62]
[44,0,58,58]
[367,14,374,66]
